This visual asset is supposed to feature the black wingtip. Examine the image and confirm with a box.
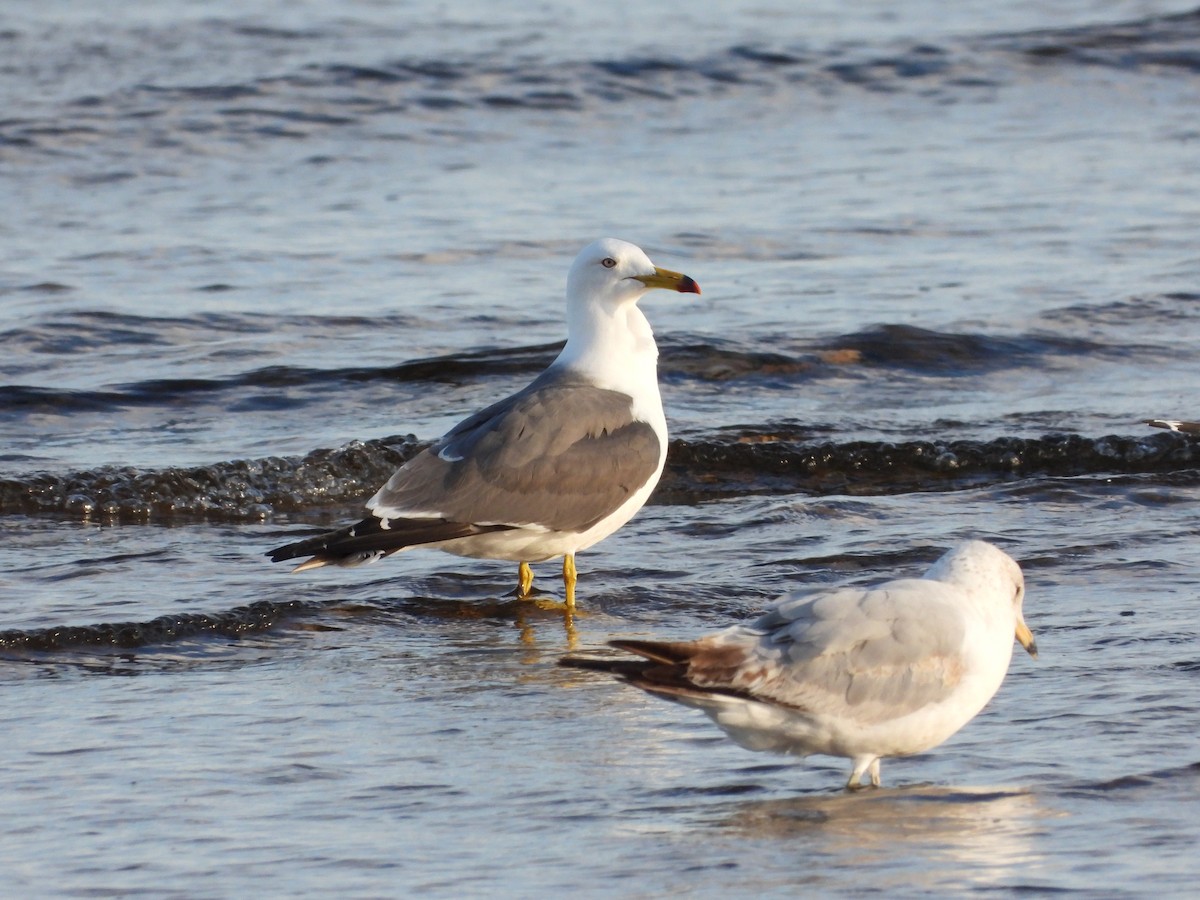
[265,536,328,563]
[1147,419,1200,434]
[558,655,611,672]
[558,655,658,678]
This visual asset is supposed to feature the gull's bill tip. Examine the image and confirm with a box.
[1016,618,1038,659]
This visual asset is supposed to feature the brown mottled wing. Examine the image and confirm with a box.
[698,581,972,724]
[368,369,663,533]
[594,581,971,725]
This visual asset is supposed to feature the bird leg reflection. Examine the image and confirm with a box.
[563,606,578,649]
[514,593,579,650]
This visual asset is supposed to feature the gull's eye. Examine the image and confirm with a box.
[601,257,617,269]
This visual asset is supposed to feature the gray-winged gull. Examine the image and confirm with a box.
[562,540,1037,787]
[267,238,700,608]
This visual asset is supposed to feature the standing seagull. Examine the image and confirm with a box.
[562,540,1037,787]
[267,239,700,607]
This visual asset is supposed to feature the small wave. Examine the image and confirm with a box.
[663,430,1200,502]
[1057,760,1200,798]
[1,320,1131,416]
[0,309,267,356]
[1,430,1196,523]
[0,385,133,414]
[18,282,74,294]
[0,599,319,655]
[3,9,1196,160]
[0,437,422,521]
[1040,294,1200,334]
[988,7,1200,73]
[817,324,1107,374]
[0,347,565,415]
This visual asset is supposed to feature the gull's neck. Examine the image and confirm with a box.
[555,299,660,402]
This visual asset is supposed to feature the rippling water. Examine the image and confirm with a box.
[3,0,1200,895]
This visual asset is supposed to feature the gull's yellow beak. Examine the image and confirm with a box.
[633,267,701,295]
[1016,618,1038,659]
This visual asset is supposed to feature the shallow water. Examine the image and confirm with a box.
[3,0,1200,895]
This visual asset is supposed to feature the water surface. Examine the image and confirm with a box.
[3,0,1200,895]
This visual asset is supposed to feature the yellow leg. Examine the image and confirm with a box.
[563,554,577,610]
[517,561,534,599]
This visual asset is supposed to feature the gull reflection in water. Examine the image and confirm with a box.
[716,785,1053,891]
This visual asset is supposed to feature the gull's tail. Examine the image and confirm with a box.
[266,515,514,572]
[560,639,755,706]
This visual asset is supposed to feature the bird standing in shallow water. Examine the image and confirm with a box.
[267,238,700,609]
[562,540,1037,788]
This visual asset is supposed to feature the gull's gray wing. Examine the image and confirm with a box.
[369,369,663,533]
[601,581,971,726]
[711,581,971,723]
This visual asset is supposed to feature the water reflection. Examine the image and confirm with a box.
[514,602,578,652]
[363,589,581,650]
[716,785,1049,891]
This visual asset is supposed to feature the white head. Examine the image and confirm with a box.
[926,540,1037,658]
[566,238,699,316]
[557,238,699,381]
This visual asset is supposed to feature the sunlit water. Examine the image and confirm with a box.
[3,0,1200,895]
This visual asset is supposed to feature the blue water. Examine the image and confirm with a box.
[3,1,1200,895]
